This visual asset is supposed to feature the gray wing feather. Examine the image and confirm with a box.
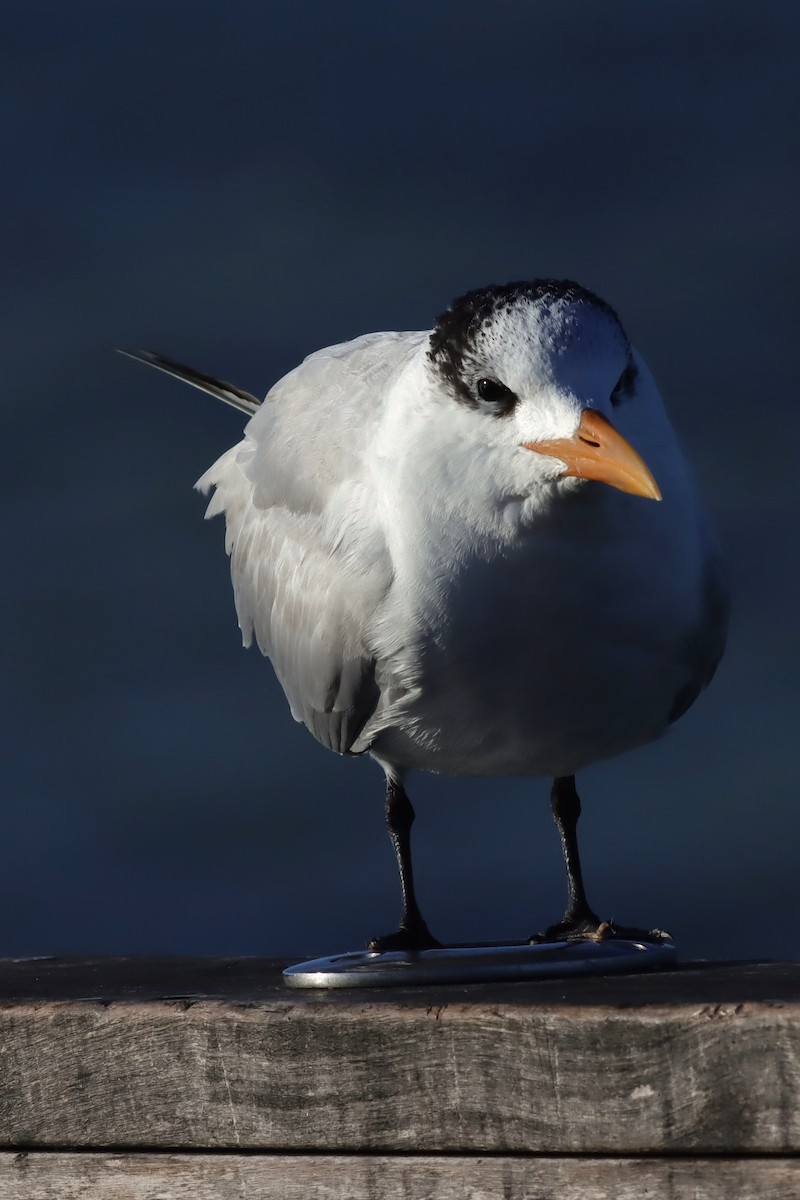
[196,331,425,753]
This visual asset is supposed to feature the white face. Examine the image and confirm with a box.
[422,283,652,503]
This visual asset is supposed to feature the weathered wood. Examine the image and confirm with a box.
[0,958,798,1155]
[3,1152,800,1200]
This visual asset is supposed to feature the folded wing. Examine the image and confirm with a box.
[197,331,427,753]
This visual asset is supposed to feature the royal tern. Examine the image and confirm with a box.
[124,279,727,950]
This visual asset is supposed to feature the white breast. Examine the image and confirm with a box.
[364,409,715,778]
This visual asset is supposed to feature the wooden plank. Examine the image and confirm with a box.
[0,959,799,1154]
[3,1152,800,1200]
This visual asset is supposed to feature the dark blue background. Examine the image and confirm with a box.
[3,1,798,961]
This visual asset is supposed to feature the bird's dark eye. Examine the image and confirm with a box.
[476,377,516,406]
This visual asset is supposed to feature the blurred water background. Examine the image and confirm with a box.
[2,1,798,961]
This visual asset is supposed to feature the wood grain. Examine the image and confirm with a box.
[0,960,798,1154]
[3,1152,800,1200]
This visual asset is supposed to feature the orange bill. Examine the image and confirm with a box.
[522,409,662,501]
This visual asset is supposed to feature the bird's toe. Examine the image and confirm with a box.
[530,915,671,945]
[367,922,442,954]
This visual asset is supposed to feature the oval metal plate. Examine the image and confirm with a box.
[283,938,677,989]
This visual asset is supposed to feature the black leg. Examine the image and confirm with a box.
[530,775,670,945]
[551,774,601,932]
[368,777,441,953]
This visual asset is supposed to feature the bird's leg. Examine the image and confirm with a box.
[530,775,670,945]
[368,777,442,954]
[539,775,602,940]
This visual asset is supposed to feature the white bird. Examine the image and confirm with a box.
[123,279,727,951]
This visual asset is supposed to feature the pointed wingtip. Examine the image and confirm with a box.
[116,348,160,365]
[117,347,262,415]
[118,347,180,366]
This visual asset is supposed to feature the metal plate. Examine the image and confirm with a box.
[283,938,677,989]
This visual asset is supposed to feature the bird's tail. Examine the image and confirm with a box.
[118,348,262,416]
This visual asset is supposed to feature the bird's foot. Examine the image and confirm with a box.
[530,915,671,946]
[367,919,442,955]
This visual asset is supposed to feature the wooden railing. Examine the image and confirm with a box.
[1,956,798,1197]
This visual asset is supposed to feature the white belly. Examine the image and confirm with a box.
[369,491,706,778]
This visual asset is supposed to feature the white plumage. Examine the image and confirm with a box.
[126,279,727,949]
